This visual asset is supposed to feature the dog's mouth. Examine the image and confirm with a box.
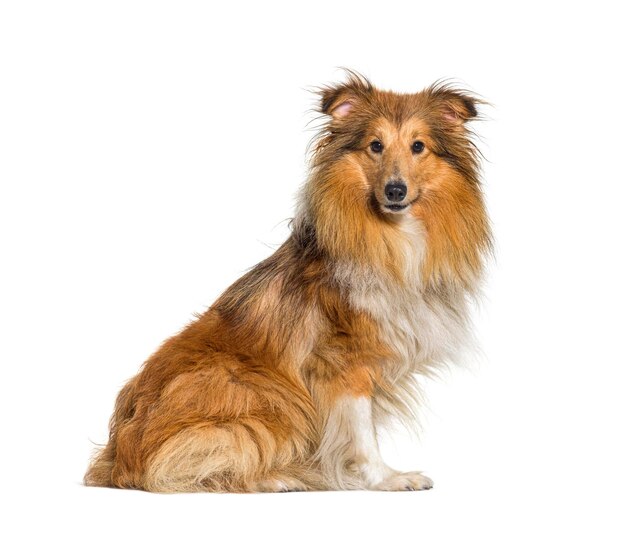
[380,194,420,214]
[383,203,409,213]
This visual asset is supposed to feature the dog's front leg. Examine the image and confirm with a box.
[318,394,433,491]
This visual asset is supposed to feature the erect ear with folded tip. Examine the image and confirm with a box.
[320,88,357,120]
[319,73,372,120]
[433,88,480,127]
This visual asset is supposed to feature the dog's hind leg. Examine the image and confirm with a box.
[144,422,265,492]
[129,360,317,492]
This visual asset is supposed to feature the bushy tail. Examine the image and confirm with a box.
[84,441,116,487]
[84,379,137,488]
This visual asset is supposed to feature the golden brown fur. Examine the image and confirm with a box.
[85,72,491,492]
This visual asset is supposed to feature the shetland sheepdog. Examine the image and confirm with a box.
[85,72,491,492]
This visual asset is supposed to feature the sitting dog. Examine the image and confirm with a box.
[85,72,491,492]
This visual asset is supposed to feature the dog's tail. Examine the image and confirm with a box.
[84,441,116,487]
[84,421,265,492]
[84,379,138,488]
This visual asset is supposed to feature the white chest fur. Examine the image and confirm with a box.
[334,217,472,379]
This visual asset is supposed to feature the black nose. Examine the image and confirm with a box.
[384,182,407,202]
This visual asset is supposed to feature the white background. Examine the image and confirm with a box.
[1,1,625,533]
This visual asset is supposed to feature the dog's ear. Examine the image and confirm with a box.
[427,84,480,127]
[320,88,358,119]
[319,71,372,120]
[322,93,355,119]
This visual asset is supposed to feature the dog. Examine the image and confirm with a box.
[85,72,492,492]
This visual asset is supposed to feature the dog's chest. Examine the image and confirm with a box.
[338,219,470,374]
[366,285,468,372]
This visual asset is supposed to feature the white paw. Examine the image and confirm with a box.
[373,471,434,491]
[252,476,307,493]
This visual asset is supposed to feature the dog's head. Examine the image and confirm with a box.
[317,72,481,215]
[309,72,491,286]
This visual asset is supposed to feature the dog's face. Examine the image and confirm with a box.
[349,114,435,214]
[317,74,480,217]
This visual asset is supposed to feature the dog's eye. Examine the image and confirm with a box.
[412,141,425,154]
[370,141,383,153]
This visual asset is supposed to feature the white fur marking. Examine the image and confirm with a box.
[319,396,393,487]
[349,397,395,485]
[337,215,473,381]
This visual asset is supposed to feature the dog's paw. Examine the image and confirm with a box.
[252,476,307,493]
[373,471,433,491]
